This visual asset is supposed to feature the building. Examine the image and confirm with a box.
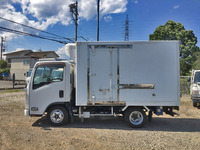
[4,50,59,80]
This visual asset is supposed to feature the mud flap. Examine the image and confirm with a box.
[65,103,74,122]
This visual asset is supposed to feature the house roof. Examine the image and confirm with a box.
[25,51,59,58]
[4,50,32,56]
[4,50,59,58]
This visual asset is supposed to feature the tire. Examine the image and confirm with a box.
[124,107,147,128]
[148,110,153,122]
[193,102,198,107]
[47,105,69,126]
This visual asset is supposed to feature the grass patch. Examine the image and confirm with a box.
[0,89,24,93]
[180,78,190,95]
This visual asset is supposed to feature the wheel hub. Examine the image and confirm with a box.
[50,109,64,123]
[129,111,143,125]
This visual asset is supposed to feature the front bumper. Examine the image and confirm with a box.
[24,109,30,116]
[192,97,200,103]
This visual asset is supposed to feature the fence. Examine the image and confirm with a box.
[180,76,190,95]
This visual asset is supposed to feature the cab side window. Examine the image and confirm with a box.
[33,64,64,89]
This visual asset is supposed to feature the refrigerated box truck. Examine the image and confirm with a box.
[24,41,180,128]
[188,70,200,107]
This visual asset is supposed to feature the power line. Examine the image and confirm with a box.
[78,27,95,40]
[78,35,88,41]
[0,16,73,42]
[0,26,69,44]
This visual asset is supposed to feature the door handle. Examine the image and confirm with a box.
[59,90,64,98]
[99,89,110,92]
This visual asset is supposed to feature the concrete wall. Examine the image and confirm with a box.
[30,58,38,68]
[10,58,31,80]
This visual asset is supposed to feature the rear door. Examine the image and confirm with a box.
[89,47,117,102]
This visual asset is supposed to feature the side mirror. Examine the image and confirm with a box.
[187,77,191,82]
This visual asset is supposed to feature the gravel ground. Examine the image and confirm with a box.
[0,91,200,150]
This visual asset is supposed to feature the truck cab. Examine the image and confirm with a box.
[189,70,200,107]
[24,61,72,117]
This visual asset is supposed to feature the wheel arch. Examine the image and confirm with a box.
[45,102,66,112]
[122,106,150,112]
[45,102,72,115]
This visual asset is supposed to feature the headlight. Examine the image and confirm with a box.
[192,91,199,95]
[192,91,200,97]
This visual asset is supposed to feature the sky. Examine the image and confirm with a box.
[0,0,200,58]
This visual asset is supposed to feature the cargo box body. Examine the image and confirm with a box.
[75,41,180,107]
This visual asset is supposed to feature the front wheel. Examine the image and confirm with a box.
[47,106,69,126]
[124,107,147,128]
[193,102,198,107]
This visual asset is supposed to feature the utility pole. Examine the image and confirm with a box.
[69,1,78,42]
[124,14,130,41]
[97,0,100,41]
[1,37,3,60]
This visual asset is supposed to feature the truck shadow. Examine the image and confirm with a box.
[32,116,200,132]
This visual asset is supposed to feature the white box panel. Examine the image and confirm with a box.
[75,41,180,106]
[119,42,180,106]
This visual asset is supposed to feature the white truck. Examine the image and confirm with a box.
[188,70,200,107]
[24,41,180,128]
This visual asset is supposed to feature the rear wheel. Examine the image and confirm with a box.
[125,107,147,128]
[47,106,69,126]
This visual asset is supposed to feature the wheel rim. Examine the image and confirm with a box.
[50,109,64,123]
[129,111,143,125]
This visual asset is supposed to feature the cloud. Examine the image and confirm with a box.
[79,0,128,20]
[133,0,138,4]
[0,0,128,40]
[0,1,50,40]
[104,15,112,23]
[79,0,97,20]
[15,48,25,51]
[173,5,180,9]
[101,0,128,15]
[56,46,69,59]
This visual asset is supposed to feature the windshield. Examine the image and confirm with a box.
[51,69,63,81]
[194,72,200,83]
[27,69,32,77]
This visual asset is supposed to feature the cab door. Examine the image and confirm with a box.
[29,63,68,115]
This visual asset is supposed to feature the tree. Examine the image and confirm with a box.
[0,60,9,79]
[149,20,200,75]
[192,52,200,70]
[0,60,8,69]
